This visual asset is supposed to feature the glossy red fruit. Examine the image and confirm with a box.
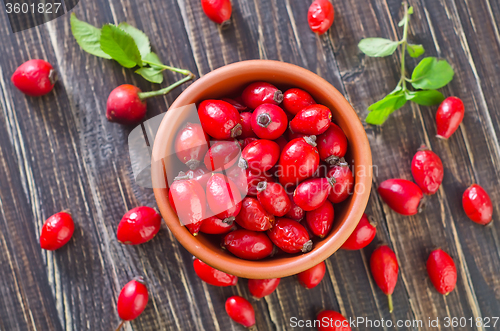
[411,145,444,195]
[201,0,232,26]
[289,104,332,136]
[378,179,423,216]
[274,136,288,152]
[235,197,275,231]
[222,97,247,112]
[184,166,211,188]
[297,261,326,289]
[239,112,257,138]
[462,184,493,225]
[200,215,235,234]
[427,249,457,295]
[285,192,305,220]
[225,296,256,329]
[11,59,56,96]
[256,181,292,217]
[175,122,210,170]
[204,140,241,171]
[317,310,351,331]
[268,218,313,254]
[306,200,334,238]
[294,178,333,211]
[242,81,283,109]
[341,213,376,250]
[248,278,281,299]
[117,277,149,321]
[239,139,280,173]
[40,211,75,250]
[436,97,464,139]
[308,0,335,35]
[168,176,206,235]
[117,207,162,245]
[317,123,348,164]
[206,174,242,222]
[327,161,354,204]
[277,136,320,187]
[223,229,274,260]
[370,245,399,313]
[282,88,316,115]
[251,104,288,140]
[106,85,147,125]
[193,258,238,286]
[198,100,242,139]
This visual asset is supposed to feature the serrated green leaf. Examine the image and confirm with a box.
[366,91,407,125]
[405,90,445,106]
[411,57,454,90]
[100,24,142,68]
[118,22,151,59]
[407,44,425,58]
[143,52,164,69]
[70,14,111,59]
[136,67,164,84]
[358,38,399,57]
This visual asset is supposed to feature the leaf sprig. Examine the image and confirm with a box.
[70,14,193,84]
[358,2,454,125]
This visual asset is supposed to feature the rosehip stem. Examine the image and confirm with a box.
[142,60,193,76]
[114,320,125,331]
[397,2,410,92]
[138,74,195,100]
[387,294,394,313]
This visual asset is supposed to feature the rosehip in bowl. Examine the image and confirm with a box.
[316,310,351,331]
[204,140,241,171]
[184,166,211,188]
[242,81,283,109]
[411,145,444,195]
[327,161,354,204]
[206,174,242,222]
[268,218,313,254]
[223,229,274,260]
[462,184,493,225]
[427,249,457,295]
[239,112,257,138]
[305,200,334,238]
[293,177,334,211]
[317,123,348,164]
[308,0,335,35]
[198,100,242,139]
[285,192,305,220]
[174,122,210,170]
[282,88,316,115]
[378,179,423,216]
[168,176,206,235]
[370,245,399,313]
[277,136,320,187]
[222,97,247,112]
[200,215,235,234]
[40,211,75,250]
[225,296,256,329]
[235,197,275,231]
[251,104,288,140]
[193,258,238,286]
[256,181,292,217]
[106,85,147,125]
[274,136,289,152]
[240,137,259,149]
[248,278,281,299]
[117,277,149,322]
[287,130,307,141]
[11,59,56,96]
[117,206,162,245]
[201,0,232,26]
[239,139,280,173]
[289,104,332,136]
[341,213,376,250]
[297,261,326,289]
[436,97,464,139]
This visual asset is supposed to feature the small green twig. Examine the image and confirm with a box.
[398,2,410,91]
[138,74,195,100]
[142,60,193,76]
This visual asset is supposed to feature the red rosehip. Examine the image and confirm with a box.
[174,122,210,170]
[239,112,257,138]
[285,192,305,220]
[117,277,149,322]
[378,179,423,216]
[198,100,242,139]
[240,137,259,149]
[462,184,493,225]
[193,258,238,286]
[201,0,232,26]
[235,197,275,231]
[274,136,289,152]
[305,200,334,238]
[289,104,332,136]
[225,296,256,328]
[248,278,281,299]
[308,0,335,35]
[256,181,292,217]
[294,178,333,211]
[200,215,235,234]
[370,245,399,313]
[316,310,351,331]
[106,85,147,125]
[251,104,288,140]
[341,213,376,250]
[411,145,444,195]
[327,161,354,204]
[11,59,56,96]
[287,130,307,141]
[282,88,316,115]
[239,139,280,173]
[277,136,320,187]
[242,81,283,109]
[297,261,326,289]
[204,140,241,171]
[317,123,348,164]
[427,249,457,295]
[223,229,274,260]
[116,206,162,245]
[436,97,464,139]
[222,97,247,112]
[268,218,313,254]
[206,174,242,222]
[40,211,75,250]
[184,166,211,188]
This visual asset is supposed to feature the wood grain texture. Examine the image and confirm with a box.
[0,0,498,330]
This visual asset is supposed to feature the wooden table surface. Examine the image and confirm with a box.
[1,0,499,330]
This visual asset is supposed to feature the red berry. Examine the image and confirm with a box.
[341,213,376,250]
[223,229,274,260]
[297,261,326,289]
[168,176,207,235]
[239,139,280,173]
[305,200,334,238]
[316,310,351,331]
[206,174,242,222]
[40,211,75,250]
[274,136,289,152]
[378,179,423,216]
[198,100,242,139]
[117,277,149,321]
[327,161,354,204]
[436,97,464,139]
[285,192,305,220]
[317,123,348,164]
[256,181,292,217]
[277,136,320,187]
[240,137,259,149]
[268,218,313,254]
[287,130,307,141]
[308,0,335,35]
[222,97,247,112]
[282,88,316,115]
[225,296,256,328]
[193,258,238,286]
[289,104,332,136]
[462,184,493,225]
[204,140,241,171]
[226,166,273,197]
[235,197,275,231]
[117,206,162,245]
[370,245,399,313]
[427,249,457,295]
[411,145,444,195]
[200,215,235,234]
[248,278,280,299]
[174,122,210,170]
[201,0,232,25]
[251,104,288,140]
[242,81,283,109]
[11,59,56,96]
[106,85,147,125]
[184,166,211,188]
[239,112,257,138]
[294,178,333,211]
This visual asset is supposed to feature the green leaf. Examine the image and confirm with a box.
[358,38,399,57]
[70,14,111,59]
[366,91,407,125]
[407,44,425,58]
[408,6,414,14]
[411,57,454,90]
[143,52,164,69]
[405,90,445,106]
[398,17,406,27]
[100,24,142,68]
[136,67,164,84]
[118,22,151,59]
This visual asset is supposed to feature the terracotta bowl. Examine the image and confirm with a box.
[152,60,372,279]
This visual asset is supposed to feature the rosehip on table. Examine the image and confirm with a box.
[436,96,464,139]
[174,122,209,170]
[317,123,348,164]
[168,176,206,235]
[117,277,148,324]
[297,261,326,289]
[370,245,399,313]
[198,100,242,139]
[462,184,493,225]
[206,174,242,222]
[204,140,241,171]
[193,258,238,286]
[427,249,457,295]
[251,104,288,140]
[256,181,292,217]
[248,278,281,299]
[277,136,320,187]
[308,0,335,35]
[242,81,283,109]
[282,88,316,115]
[289,104,332,136]
[316,310,351,331]
[200,215,235,234]
[378,179,424,216]
[11,59,56,96]
[222,97,247,112]
[239,139,280,173]
[239,112,257,138]
[341,213,376,250]
[201,0,232,26]
[411,145,444,195]
[40,211,75,250]
[285,192,305,220]
[327,161,354,204]
[268,218,313,254]
[235,197,275,231]
[293,177,334,211]
[106,84,147,125]
[223,229,274,260]
[225,296,256,329]
[117,206,162,245]
[305,200,334,238]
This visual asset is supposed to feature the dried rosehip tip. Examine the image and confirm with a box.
[256,113,272,127]
[301,240,313,253]
[230,123,243,138]
[304,135,317,147]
